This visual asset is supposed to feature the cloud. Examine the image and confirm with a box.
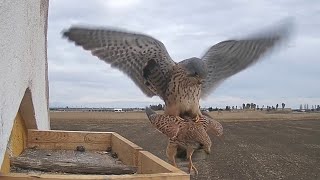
[48,0,320,109]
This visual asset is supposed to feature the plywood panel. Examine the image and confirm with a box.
[106,173,189,180]
[26,142,110,151]
[3,173,189,180]
[138,151,184,174]
[19,88,37,129]
[1,112,27,174]
[27,130,112,151]
[28,130,112,143]
[111,133,143,167]
[0,151,11,174]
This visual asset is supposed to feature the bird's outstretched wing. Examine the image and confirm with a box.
[201,20,293,98]
[63,27,175,97]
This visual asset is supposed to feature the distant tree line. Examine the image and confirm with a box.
[206,102,287,112]
[299,104,320,111]
[149,104,164,111]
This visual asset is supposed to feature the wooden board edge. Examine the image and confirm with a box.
[27,129,113,143]
[26,130,113,151]
[3,172,189,180]
[0,112,27,174]
[138,151,186,174]
[27,129,115,136]
[111,133,143,150]
[111,133,143,167]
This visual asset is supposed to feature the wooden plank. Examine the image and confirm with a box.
[106,173,189,180]
[27,130,112,151]
[19,88,37,129]
[0,174,108,180]
[0,151,11,174]
[10,113,27,155]
[3,173,189,180]
[111,133,143,167]
[138,151,185,174]
[28,130,112,143]
[27,142,110,151]
[11,149,137,175]
[1,112,27,174]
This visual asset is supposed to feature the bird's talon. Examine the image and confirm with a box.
[194,115,201,123]
[193,167,199,175]
[188,164,198,175]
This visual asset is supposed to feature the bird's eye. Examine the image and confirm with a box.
[194,72,199,77]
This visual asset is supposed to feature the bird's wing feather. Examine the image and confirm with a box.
[201,20,292,98]
[63,27,175,97]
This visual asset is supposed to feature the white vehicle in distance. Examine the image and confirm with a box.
[114,108,124,112]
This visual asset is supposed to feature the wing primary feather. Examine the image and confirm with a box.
[62,26,175,97]
[201,19,294,98]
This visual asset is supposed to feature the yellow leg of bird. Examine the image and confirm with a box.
[166,142,178,167]
[194,114,200,123]
[194,109,204,123]
[186,146,198,175]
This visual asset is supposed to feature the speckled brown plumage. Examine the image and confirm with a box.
[62,20,292,121]
[164,65,203,119]
[145,107,223,174]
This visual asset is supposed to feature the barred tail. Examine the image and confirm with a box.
[202,111,224,137]
[145,107,159,125]
[145,107,156,118]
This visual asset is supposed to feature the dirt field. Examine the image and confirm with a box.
[50,111,320,180]
[50,110,320,122]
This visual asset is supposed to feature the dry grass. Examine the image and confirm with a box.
[50,110,320,122]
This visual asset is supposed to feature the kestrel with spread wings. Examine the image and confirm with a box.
[63,20,292,121]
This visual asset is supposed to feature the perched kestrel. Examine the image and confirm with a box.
[145,107,223,174]
[63,20,292,120]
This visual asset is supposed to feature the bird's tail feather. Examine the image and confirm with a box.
[146,107,158,124]
[201,111,224,138]
[145,107,156,120]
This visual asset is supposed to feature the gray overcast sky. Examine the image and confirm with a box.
[48,0,320,109]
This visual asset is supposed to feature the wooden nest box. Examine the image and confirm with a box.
[3,129,188,179]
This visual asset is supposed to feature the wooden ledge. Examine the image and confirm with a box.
[3,130,189,180]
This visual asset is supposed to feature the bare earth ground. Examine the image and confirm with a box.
[50,111,320,180]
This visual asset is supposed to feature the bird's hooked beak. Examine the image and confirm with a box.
[196,77,203,85]
[187,73,203,84]
[196,78,202,85]
[194,74,202,84]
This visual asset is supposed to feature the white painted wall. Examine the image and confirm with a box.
[0,0,49,167]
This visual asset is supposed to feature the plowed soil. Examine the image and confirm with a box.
[50,111,320,180]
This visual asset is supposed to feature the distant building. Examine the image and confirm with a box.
[114,108,124,112]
